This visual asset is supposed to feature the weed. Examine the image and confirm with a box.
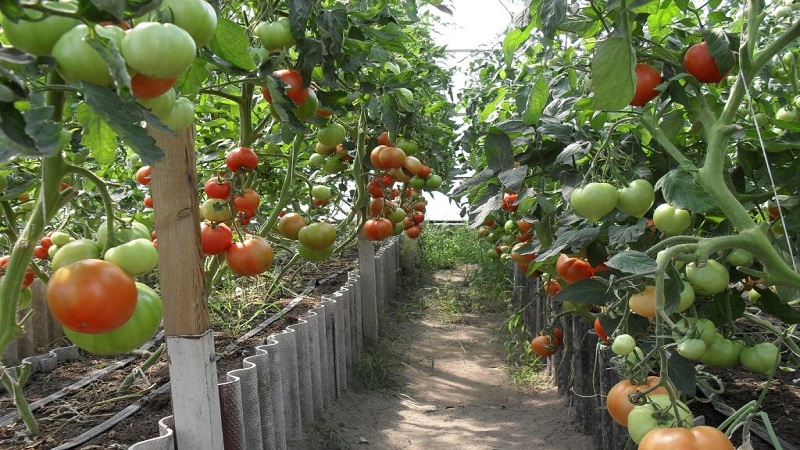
[312,425,353,450]
[502,311,545,386]
[353,338,404,391]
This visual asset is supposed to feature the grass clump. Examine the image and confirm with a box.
[352,338,404,391]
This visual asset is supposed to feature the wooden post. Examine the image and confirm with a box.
[357,235,378,342]
[149,127,224,450]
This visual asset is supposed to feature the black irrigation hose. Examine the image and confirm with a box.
[7,268,350,448]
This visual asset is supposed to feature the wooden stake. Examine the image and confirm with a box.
[357,235,378,341]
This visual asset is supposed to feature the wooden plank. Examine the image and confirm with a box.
[149,127,222,450]
[358,236,378,341]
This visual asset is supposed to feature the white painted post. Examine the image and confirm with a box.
[149,127,223,450]
[358,235,378,342]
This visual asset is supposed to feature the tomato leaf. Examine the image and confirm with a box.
[702,29,737,75]
[753,287,800,324]
[666,353,697,396]
[297,37,324,89]
[502,22,533,67]
[176,59,211,96]
[552,278,615,305]
[521,76,549,126]
[0,47,35,67]
[485,128,514,171]
[209,19,257,71]
[0,104,39,160]
[75,103,117,166]
[555,140,592,166]
[288,0,313,38]
[606,251,656,276]
[608,219,648,248]
[539,227,601,259]
[498,166,528,193]
[84,32,131,100]
[591,33,635,110]
[450,167,496,197]
[318,9,347,57]
[655,168,719,213]
[79,83,165,164]
[467,188,503,228]
[539,0,567,38]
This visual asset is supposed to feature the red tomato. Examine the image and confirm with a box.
[261,69,308,106]
[225,236,273,276]
[502,192,518,211]
[630,63,662,106]
[33,245,48,260]
[40,235,54,250]
[225,146,259,172]
[131,73,178,99]
[0,255,35,289]
[377,131,394,147]
[204,177,231,199]
[46,259,138,333]
[684,41,727,83]
[364,218,394,241]
[200,221,233,255]
[556,254,594,284]
[639,426,734,450]
[594,317,610,343]
[546,279,562,296]
[233,188,260,214]
[606,377,670,426]
[135,165,152,185]
[405,225,422,239]
[143,195,154,208]
[530,334,559,357]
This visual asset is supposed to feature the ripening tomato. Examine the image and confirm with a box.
[556,254,593,284]
[136,165,152,185]
[278,213,309,240]
[46,259,138,334]
[204,177,231,199]
[605,377,671,426]
[0,255,35,289]
[594,317,610,343]
[200,221,233,255]
[363,218,394,241]
[546,279,562,296]
[629,285,657,318]
[131,73,178,99]
[638,426,734,450]
[225,146,259,172]
[377,131,394,147]
[630,63,662,106]
[684,41,727,83]
[298,222,336,251]
[530,334,559,357]
[261,69,308,106]
[502,192,518,211]
[233,188,260,215]
[225,236,273,276]
[405,225,422,239]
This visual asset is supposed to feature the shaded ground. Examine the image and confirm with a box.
[292,268,594,450]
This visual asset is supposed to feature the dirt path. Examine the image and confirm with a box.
[292,269,595,450]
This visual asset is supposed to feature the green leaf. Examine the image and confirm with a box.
[263,77,309,136]
[606,250,656,275]
[289,0,313,37]
[539,0,566,38]
[75,102,118,166]
[297,38,324,88]
[591,33,635,110]
[608,220,647,248]
[24,105,61,157]
[468,188,503,228]
[552,278,616,304]
[699,292,745,327]
[521,76,549,125]
[485,128,514,171]
[79,83,164,164]
[539,227,601,259]
[703,29,737,75]
[502,23,533,67]
[655,168,718,213]
[0,103,37,161]
[177,59,211,96]
[666,353,697,396]
[753,287,800,324]
[450,167,496,197]
[498,166,528,193]
[555,140,591,166]
[209,18,257,71]
[85,31,132,100]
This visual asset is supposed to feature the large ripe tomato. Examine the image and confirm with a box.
[225,146,259,172]
[364,218,394,241]
[616,179,655,218]
[200,221,233,255]
[629,285,657,318]
[46,259,138,334]
[606,377,671,426]
[298,222,336,251]
[121,22,197,79]
[556,254,593,284]
[63,282,163,355]
[103,238,159,277]
[652,203,691,234]
[52,24,122,86]
[0,256,35,290]
[254,17,296,52]
[570,182,618,223]
[155,0,218,47]
[233,188,260,215]
[530,334,559,357]
[627,394,693,444]
[204,177,231,199]
[225,236,273,276]
[1,6,80,56]
[685,259,729,295]
[630,63,662,106]
[278,213,309,240]
[639,426,734,450]
[684,41,727,83]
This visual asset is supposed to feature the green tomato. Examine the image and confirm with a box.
[673,317,716,346]
[317,123,346,147]
[699,333,742,368]
[297,222,336,251]
[160,97,195,131]
[776,107,800,122]
[200,198,233,223]
[308,153,326,168]
[395,137,419,155]
[254,17,296,53]
[570,182,618,223]
[504,220,516,233]
[137,88,177,118]
[409,176,426,190]
[296,89,319,122]
[311,185,333,201]
[676,338,707,360]
[322,156,345,174]
[652,203,690,234]
[387,208,407,224]
[676,280,695,313]
[1,5,79,56]
[611,334,636,356]
[63,282,163,355]
[616,179,655,218]
[121,22,197,79]
[627,394,693,444]
[51,238,101,271]
[96,219,152,251]
[392,222,405,236]
[156,0,217,47]
[297,242,333,261]
[727,248,754,267]
[739,342,780,374]
[685,260,729,296]
[50,231,74,247]
[103,238,159,277]
[425,174,443,191]
[52,24,121,86]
